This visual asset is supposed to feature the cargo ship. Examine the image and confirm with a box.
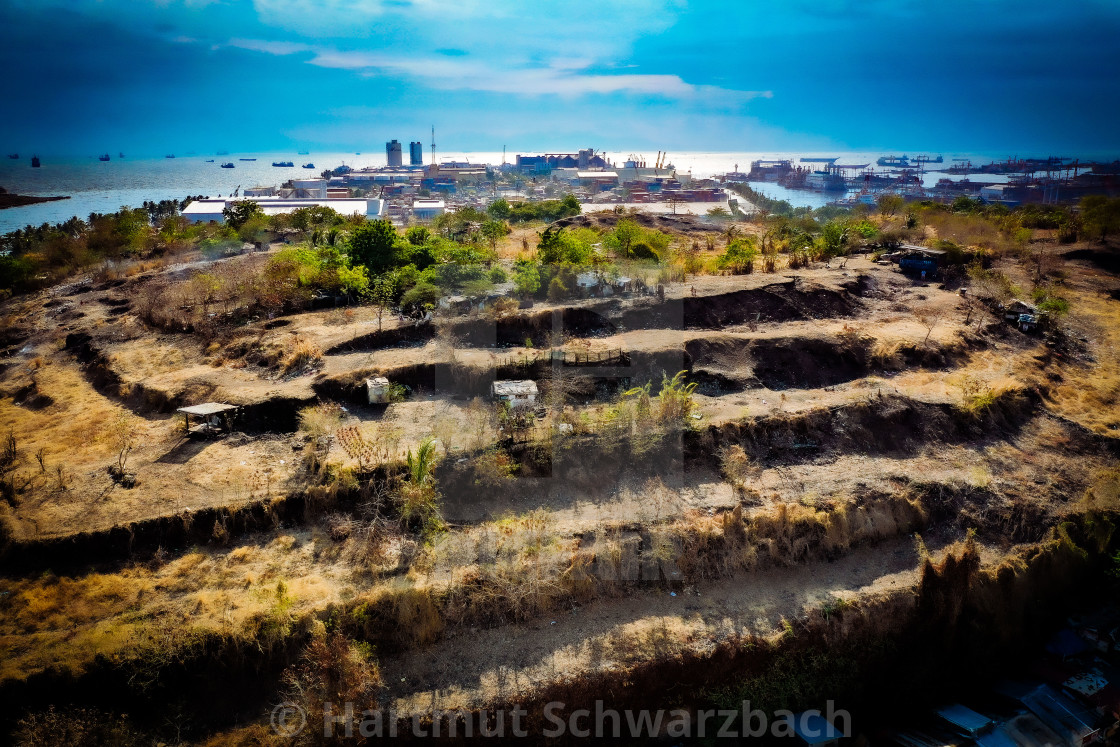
[98,154,110,161]
[272,161,294,167]
[877,155,910,167]
[220,162,235,168]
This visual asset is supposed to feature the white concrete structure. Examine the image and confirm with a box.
[366,377,392,404]
[412,199,446,220]
[492,380,538,407]
[244,186,276,197]
[182,197,385,223]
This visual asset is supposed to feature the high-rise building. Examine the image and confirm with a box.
[386,139,403,167]
[409,141,423,166]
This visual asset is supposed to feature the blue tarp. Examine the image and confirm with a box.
[1046,628,1090,658]
[792,712,842,744]
[936,704,991,735]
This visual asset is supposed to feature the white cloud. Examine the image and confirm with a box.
[228,38,313,56]
[231,39,770,104]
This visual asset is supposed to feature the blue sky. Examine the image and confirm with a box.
[1,0,1118,155]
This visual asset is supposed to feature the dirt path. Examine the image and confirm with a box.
[382,535,932,714]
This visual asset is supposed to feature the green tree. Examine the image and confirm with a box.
[400,281,441,311]
[513,263,540,297]
[547,276,568,301]
[1081,195,1120,240]
[560,193,581,217]
[405,226,431,246]
[613,219,640,257]
[370,275,394,330]
[348,219,399,274]
[222,200,265,230]
[877,193,904,217]
[337,264,370,298]
[481,219,510,249]
[536,226,591,265]
[717,237,760,273]
[487,198,511,221]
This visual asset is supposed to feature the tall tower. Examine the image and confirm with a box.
[385,139,403,168]
[430,125,436,167]
[409,141,423,166]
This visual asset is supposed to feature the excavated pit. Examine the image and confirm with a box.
[618,280,861,330]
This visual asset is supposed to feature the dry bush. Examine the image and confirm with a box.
[14,706,148,747]
[280,631,382,736]
[298,402,343,441]
[283,335,323,373]
[486,296,520,319]
[469,448,517,488]
[870,338,904,369]
[720,444,759,489]
[465,397,497,451]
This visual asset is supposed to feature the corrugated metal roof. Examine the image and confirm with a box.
[492,380,538,395]
[177,403,238,416]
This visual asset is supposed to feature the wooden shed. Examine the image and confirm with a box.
[491,380,538,407]
[177,403,240,437]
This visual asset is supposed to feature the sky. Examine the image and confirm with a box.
[1,0,1118,156]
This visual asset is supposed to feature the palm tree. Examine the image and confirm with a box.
[407,437,438,485]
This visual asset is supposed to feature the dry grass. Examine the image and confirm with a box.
[282,334,323,373]
[0,531,354,682]
[1044,290,1120,437]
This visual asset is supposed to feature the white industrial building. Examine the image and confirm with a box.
[182,197,385,223]
[412,199,446,220]
[291,179,328,198]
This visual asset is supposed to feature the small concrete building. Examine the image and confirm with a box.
[492,380,538,407]
[366,377,392,404]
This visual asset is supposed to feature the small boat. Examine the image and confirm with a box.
[205,159,215,163]
[31,156,40,167]
[239,158,256,161]
[302,163,315,169]
[220,162,235,168]
[272,161,294,167]
[99,154,110,161]
[165,154,175,159]
[7,154,17,159]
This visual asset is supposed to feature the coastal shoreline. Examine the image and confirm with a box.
[0,192,71,210]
